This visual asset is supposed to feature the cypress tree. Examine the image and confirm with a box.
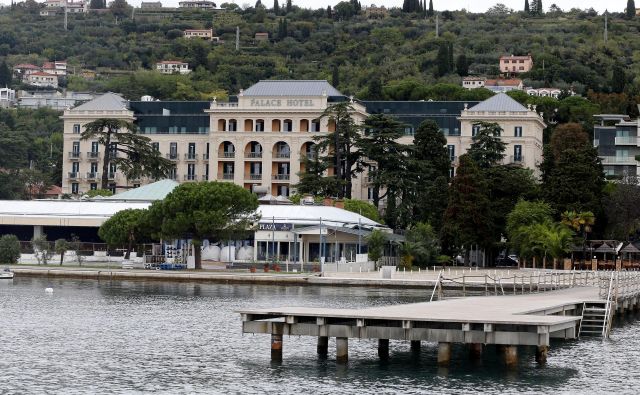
[332,64,340,87]
[286,0,292,13]
[0,60,11,87]
[627,0,636,18]
[524,0,530,13]
[273,0,279,14]
[428,0,434,16]
[326,5,332,18]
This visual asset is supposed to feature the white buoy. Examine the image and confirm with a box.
[45,287,53,293]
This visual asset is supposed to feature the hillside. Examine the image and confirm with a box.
[1,3,639,107]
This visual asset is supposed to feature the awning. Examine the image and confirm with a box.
[595,243,615,254]
[620,243,640,254]
[292,225,404,242]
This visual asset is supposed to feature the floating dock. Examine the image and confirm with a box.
[239,271,640,366]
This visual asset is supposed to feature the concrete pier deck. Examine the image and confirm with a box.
[240,287,604,348]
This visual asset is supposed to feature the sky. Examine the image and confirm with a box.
[0,0,629,13]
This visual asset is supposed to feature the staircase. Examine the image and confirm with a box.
[579,302,611,337]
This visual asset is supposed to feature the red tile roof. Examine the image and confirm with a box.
[485,79,522,87]
[14,64,41,69]
[29,72,57,77]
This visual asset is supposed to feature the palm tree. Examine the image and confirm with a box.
[543,223,575,269]
[561,211,595,265]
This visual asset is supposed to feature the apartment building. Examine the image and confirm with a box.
[184,29,213,40]
[25,72,59,88]
[178,0,216,9]
[155,60,191,75]
[60,82,546,198]
[593,114,639,177]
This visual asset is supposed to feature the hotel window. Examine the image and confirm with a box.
[108,183,116,194]
[514,145,523,162]
[151,142,160,152]
[228,119,237,132]
[169,142,178,159]
[168,126,178,133]
[187,143,196,159]
[311,119,321,132]
[71,162,79,175]
[73,124,81,134]
[514,126,522,137]
[404,127,414,136]
[91,141,99,153]
[255,119,265,132]
[72,141,80,157]
[449,167,454,179]
[187,163,196,180]
[71,183,79,194]
[90,183,97,190]
[472,125,480,136]
[447,145,455,161]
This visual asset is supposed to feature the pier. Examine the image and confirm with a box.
[239,270,640,367]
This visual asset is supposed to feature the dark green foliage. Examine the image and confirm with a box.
[627,0,636,18]
[0,234,20,264]
[99,208,148,259]
[286,0,292,13]
[524,0,530,13]
[0,59,11,87]
[402,222,440,268]
[428,0,434,16]
[109,0,129,17]
[147,182,260,269]
[455,54,468,77]
[365,229,386,265]
[344,199,380,222]
[273,0,279,14]
[604,176,640,240]
[467,122,507,168]
[441,155,492,255]
[81,119,174,189]
[611,64,626,93]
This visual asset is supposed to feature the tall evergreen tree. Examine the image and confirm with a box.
[286,0,292,13]
[273,0,279,14]
[0,60,11,87]
[436,42,451,77]
[441,154,493,261]
[331,64,340,87]
[524,0,530,13]
[326,5,332,18]
[428,0,434,16]
[467,122,506,168]
[628,0,636,18]
[358,114,406,210]
[455,54,469,76]
[612,64,627,93]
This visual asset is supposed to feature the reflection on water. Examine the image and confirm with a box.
[0,278,639,394]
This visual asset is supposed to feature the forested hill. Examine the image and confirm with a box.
[1,3,639,109]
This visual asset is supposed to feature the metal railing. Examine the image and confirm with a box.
[87,151,100,160]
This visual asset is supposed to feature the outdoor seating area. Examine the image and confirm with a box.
[571,240,640,271]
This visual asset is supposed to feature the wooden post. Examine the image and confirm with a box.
[378,339,389,360]
[535,345,549,365]
[271,323,284,362]
[504,345,518,368]
[437,342,451,366]
[336,337,348,364]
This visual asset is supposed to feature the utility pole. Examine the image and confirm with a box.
[235,26,240,51]
[64,6,68,31]
[604,10,608,45]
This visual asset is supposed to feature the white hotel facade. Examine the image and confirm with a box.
[61,80,545,199]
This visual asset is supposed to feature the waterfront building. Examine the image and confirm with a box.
[155,60,191,75]
[60,81,545,197]
[593,114,639,177]
[178,0,215,9]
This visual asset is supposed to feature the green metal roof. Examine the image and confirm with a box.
[104,179,179,201]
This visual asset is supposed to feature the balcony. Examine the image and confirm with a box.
[272,174,290,181]
[68,172,79,179]
[108,151,119,159]
[68,151,81,160]
[300,153,317,161]
[86,172,100,180]
[248,173,262,180]
[184,174,198,181]
[166,153,179,161]
[615,136,638,146]
[245,152,263,159]
[219,173,234,180]
[184,153,198,161]
[273,152,291,160]
[87,151,100,161]
[219,151,235,159]
[601,156,637,165]
[108,172,117,180]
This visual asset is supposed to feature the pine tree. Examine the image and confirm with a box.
[286,0,292,13]
[326,5,332,18]
[524,0,530,13]
[455,54,469,76]
[436,42,450,77]
[627,0,636,18]
[273,0,279,14]
[428,0,434,16]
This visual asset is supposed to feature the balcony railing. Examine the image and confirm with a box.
[219,173,234,180]
[248,174,262,180]
[86,172,99,180]
[274,152,291,159]
[68,151,81,159]
[300,153,317,161]
[245,152,263,159]
[184,153,198,161]
[166,153,179,161]
[108,172,117,180]
[601,156,637,165]
[508,155,524,164]
[87,151,100,160]
[450,156,458,165]
[615,136,638,146]
[68,172,79,179]
[272,174,290,181]
[184,174,198,181]
[219,151,235,159]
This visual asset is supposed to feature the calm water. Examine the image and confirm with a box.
[1,278,639,394]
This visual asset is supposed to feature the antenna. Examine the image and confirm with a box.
[235,26,240,51]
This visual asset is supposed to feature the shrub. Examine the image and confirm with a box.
[0,234,21,264]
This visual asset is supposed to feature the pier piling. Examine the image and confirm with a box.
[410,340,421,352]
[504,346,518,368]
[271,334,283,362]
[317,336,328,357]
[378,339,389,360]
[336,337,348,364]
[535,345,549,365]
[469,343,483,360]
[437,342,451,366]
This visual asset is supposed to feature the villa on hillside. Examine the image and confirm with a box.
[500,54,533,76]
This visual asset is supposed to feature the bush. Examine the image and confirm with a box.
[0,234,21,264]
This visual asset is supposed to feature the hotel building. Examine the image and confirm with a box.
[61,81,545,199]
